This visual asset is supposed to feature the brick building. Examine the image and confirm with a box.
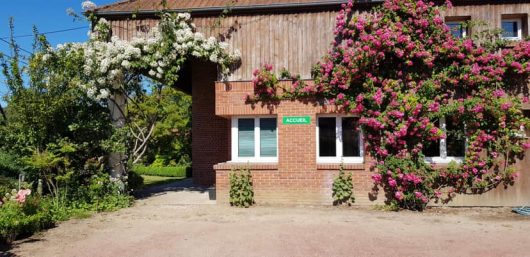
[94,0,530,205]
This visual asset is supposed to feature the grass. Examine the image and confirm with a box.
[133,165,191,177]
[141,175,185,188]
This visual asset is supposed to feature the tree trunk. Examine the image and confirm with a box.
[0,103,7,123]
[108,92,127,190]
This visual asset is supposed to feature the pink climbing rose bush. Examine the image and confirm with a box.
[250,0,530,210]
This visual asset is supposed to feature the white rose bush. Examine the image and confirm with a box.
[38,13,240,101]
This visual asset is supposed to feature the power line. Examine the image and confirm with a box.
[0,52,29,65]
[0,26,89,40]
[0,38,32,55]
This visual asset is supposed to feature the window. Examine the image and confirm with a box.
[231,117,278,162]
[446,21,467,38]
[424,117,465,163]
[317,116,363,163]
[501,18,522,40]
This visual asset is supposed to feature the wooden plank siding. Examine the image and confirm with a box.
[107,2,530,82]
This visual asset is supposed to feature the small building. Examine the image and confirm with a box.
[94,0,530,205]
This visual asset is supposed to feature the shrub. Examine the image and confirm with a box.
[0,196,53,244]
[132,165,190,177]
[229,168,254,208]
[332,164,355,206]
[127,170,144,191]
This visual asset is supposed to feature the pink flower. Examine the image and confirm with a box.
[471,63,481,75]
[388,178,397,187]
[371,174,383,183]
[501,102,512,110]
[493,89,505,97]
[395,191,404,201]
[16,189,31,203]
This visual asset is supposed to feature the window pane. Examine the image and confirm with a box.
[423,140,440,157]
[342,118,360,157]
[238,119,255,157]
[446,117,466,157]
[319,117,336,157]
[502,21,518,38]
[447,22,465,38]
[424,118,440,157]
[260,118,277,157]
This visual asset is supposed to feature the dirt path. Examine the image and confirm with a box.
[5,180,530,257]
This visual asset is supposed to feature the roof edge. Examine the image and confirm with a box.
[92,0,530,17]
[92,1,356,17]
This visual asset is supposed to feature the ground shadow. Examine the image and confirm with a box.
[132,178,216,201]
[1,238,45,257]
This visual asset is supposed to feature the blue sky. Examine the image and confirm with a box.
[0,0,117,103]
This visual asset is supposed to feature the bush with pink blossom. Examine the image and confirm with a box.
[250,0,530,210]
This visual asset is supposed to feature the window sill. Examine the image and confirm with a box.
[425,157,464,164]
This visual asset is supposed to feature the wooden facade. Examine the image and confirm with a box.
[106,1,530,81]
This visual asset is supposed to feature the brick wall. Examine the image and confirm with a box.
[191,61,230,186]
[215,163,381,205]
[212,80,530,206]
[214,80,383,204]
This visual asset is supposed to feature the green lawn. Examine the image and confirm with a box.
[141,175,185,188]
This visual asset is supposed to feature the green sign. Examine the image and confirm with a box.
[282,116,311,125]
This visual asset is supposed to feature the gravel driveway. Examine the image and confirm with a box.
[5,179,530,257]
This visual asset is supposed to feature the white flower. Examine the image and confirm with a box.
[42,54,50,62]
[148,70,156,76]
[121,60,131,69]
[98,89,110,99]
[82,1,97,11]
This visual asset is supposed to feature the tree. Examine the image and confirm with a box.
[126,85,192,166]
[20,12,239,187]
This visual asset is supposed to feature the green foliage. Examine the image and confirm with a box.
[0,197,54,244]
[127,87,192,166]
[0,151,25,177]
[132,165,190,178]
[229,168,254,208]
[127,170,144,190]
[332,164,355,206]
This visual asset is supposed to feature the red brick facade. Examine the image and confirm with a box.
[191,61,231,186]
[213,81,383,204]
[208,80,530,206]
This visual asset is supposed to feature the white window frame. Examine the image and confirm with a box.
[425,117,465,164]
[230,116,278,163]
[501,18,523,40]
[446,21,467,38]
[316,115,364,164]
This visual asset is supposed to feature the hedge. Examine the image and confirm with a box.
[132,165,191,178]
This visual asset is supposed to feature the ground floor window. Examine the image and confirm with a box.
[424,117,465,163]
[317,116,363,163]
[231,116,278,162]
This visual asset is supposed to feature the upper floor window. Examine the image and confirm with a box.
[445,16,470,38]
[501,18,523,40]
[317,116,363,163]
[447,21,467,38]
[424,117,465,163]
[231,117,278,162]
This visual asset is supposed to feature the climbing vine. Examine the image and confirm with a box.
[38,13,240,101]
[248,0,530,210]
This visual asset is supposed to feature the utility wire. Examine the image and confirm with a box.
[0,38,32,55]
[0,26,89,40]
[0,52,29,65]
